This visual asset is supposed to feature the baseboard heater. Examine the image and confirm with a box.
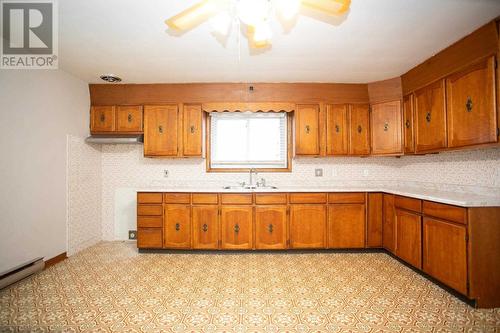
[0,257,44,289]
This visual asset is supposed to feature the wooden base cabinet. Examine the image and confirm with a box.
[255,206,288,250]
[395,209,422,269]
[290,205,326,249]
[164,205,191,249]
[423,217,467,295]
[382,194,395,252]
[192,206,219,249]
[329,204,365,248]
[221,206,253,249]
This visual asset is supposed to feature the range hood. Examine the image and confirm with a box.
[85,134,143,144]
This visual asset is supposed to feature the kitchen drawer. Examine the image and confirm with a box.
[137,204,163,216]
[137,192,163,204]
[164,193,191,204]
[395,196,422,213]
[423,201,467,225]
[255,193,287,205]
[192,193,218,204]
[137,216,163,228]
[137,228,163,249]
[328,192,365,204]
[220,194,253,205]
[289,193,327,204]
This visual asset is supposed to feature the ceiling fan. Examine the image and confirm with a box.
[165,0,351,49]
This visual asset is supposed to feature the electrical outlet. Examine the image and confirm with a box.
[315,168,323,177]
[128,230,137,240]
[363,169,369,177]
[163,169,169,178]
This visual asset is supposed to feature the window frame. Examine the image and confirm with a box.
[206,112,292,173]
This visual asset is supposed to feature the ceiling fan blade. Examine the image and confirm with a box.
[301,0,351,15]
[165,0,219,31]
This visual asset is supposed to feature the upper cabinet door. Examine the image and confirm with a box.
[403,94,415,154]
[90,106,115,133]
[326,104,349,155]
[295,104,320,155]
[116,106,143,133]
[183,104,203,156]
[414,80,447,153]
[446,57,497,148]
[370,100,403,155]
[144,105,179,157]
[348,104,370,155]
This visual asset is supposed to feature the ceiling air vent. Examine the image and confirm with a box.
[99,74,122,83]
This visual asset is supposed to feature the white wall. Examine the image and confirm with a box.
[0,70,90,272]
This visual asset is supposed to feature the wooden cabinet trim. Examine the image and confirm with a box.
[394,196,422,213]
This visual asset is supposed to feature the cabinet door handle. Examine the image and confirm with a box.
[234,224,240,233]
[175,223,180,231]
[190,125,195,133]
[383,122,389,131]
[100,114,105,122]
[128,114,133,123]
[335,124,340,133]
[426,112,431,123]
[357,125,362,133]
[305,125,310,134]
[202,224,208,232]
[405,120,410,128]
[466,96,473,112]
[158,125,163,134]
[268,224,273,233]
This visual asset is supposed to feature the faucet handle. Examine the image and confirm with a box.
[257,178,266,187]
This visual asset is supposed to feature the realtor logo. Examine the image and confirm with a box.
[1,0,58,69]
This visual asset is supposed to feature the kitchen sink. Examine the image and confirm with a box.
[222,185,278,190]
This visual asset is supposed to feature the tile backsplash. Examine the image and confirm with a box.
[97,144,500,241]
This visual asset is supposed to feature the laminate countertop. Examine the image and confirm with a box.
[136,185,500,207]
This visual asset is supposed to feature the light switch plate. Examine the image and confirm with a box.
[315,169,323,177]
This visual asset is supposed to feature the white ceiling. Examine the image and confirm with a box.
[59,0,500,84]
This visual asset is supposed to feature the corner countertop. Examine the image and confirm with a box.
[135,184,500,207]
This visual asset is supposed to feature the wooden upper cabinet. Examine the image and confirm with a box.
[289,205,326,249]
[328,204,366,248]
[370,100,403,155]
[326,104,349,155]
[183,104,203,156]
[403,94,415,153]
[382,194,395,253]
[192,205,219,250]
[164,204,191,249]
[255,206,287,250]
[395,209,422,269]
[295,104,320,155]
[423,217,467,295]
[414,80,447,152]
[116,106,143,133]
[90,106,115,132]
[144,105,179,157]
[446,57,497,148]
[348,104,370,155]
[220,206,253,250]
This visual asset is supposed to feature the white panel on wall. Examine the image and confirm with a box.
[67,135,102,255]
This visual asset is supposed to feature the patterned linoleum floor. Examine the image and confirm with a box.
[0,242,499,333]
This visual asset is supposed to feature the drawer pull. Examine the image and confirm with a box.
[305,125,310,134]
[426,112,431,123]
[268,224,273,233]
[158,125,163,134]
[202,224,208,232]
[383,122,389,131]
[466,96,473,112]
[175,223,180,231]
[190,125,195,133]
[357,125,362,133]
[100,114,105,122]
[234,224,240,233]
[128,114,133,122]
[335,124,340,133]
[405,120,410,128]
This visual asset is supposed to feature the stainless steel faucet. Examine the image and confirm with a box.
[249,168,257,186]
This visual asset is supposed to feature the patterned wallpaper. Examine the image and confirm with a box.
[67,135,102,255]
[99,145,500,240]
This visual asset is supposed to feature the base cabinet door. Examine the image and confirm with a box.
[290,205,326,249]
[395,209,422,269]
[221,206,253,249]
[383,194,395,252]
[329,204,365,248]
[164,205,191,249]
[255,206,287,249]
[192,205,219,249]
[423,218,467,294]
